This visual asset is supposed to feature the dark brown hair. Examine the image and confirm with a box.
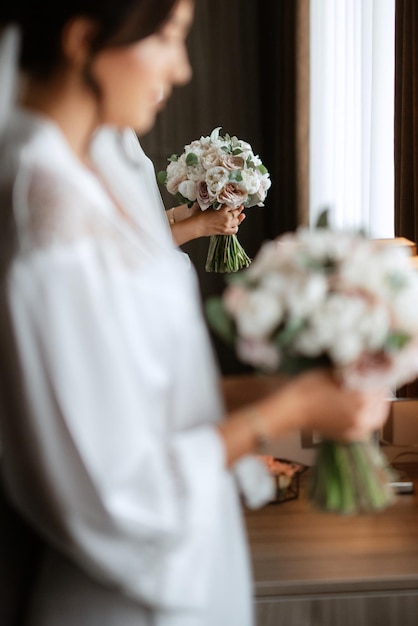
[0,0,178,80]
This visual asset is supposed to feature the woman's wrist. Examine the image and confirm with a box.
[167,207,176,225]
[170,214,205,245]
[217,400,280,467]
[168,203,199,224]
[245,407,271,454]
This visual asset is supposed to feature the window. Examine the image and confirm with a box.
[310,0,395,237]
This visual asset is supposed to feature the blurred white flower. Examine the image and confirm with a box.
[240,169,261,195]
[237,338,280,372]
[218,226,418,389]
[178,180,197,202]
[286,274,328,318]
[235,289,283,339]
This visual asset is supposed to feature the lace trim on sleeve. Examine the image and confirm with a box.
[12,160,143,267]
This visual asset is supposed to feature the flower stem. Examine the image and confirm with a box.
[308,438,396,515]
[205,234,252,273]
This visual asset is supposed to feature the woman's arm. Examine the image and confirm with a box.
[167,204,246,246]
[217,369,390,467]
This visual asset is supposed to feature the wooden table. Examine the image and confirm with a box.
[245,464,418,626]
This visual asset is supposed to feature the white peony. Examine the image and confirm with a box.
[186,164,206,182]
[240,169,261,195]
[178,180,197,202]
[205,166,230,196]
[166,157,188,195]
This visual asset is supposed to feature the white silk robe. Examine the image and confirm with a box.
[0,109,273,626]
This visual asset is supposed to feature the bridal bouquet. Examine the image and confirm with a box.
[157,127,271,272]
[206,220,418,514]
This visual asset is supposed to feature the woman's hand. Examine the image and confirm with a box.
[169,204,246,246]
[268,370,390,443]
[194,205,246,237]
[217,369,390,467]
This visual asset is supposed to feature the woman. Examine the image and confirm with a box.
[0,1,389,625]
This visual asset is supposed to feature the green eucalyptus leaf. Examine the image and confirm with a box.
[205,297,235,343]
[386,272,407,290]
[157,171,167,185]
[229,171,243,182]
[257,164,268,175]
[275,318,306,347]
[315,209,330,229]
[174,191,191,206]
[385,331,411,352]
[186,152,199,167]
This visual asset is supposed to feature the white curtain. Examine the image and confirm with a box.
[309,0,395,237]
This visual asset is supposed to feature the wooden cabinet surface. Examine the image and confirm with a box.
[245,465,418,626]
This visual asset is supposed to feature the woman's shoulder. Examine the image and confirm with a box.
[0,111,113,252]
[0,108,85,202]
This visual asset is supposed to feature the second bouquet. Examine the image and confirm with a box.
[158,127,271,273]
[206,221,418,514]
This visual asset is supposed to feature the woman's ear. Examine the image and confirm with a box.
[61,18,98,67]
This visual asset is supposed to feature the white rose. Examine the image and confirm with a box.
[259,272,288,295]
[247,240,297,280]
[329,333,365,365]
[309,295,368,364]
[166,157,187,194]
[202,151,222,170]
[185,144,205,160]
[357,303,390,351]
[178,180,198,202]
[235,289,283,339]
[293,294,365,363]
[286,274,328,318]
[188,136,211,153]
[223,285,249,316]
[293,327,328,357]
[298,228,353,264]
[246,173,271,206]
[340,249,388,296]
[391,286,418,333]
